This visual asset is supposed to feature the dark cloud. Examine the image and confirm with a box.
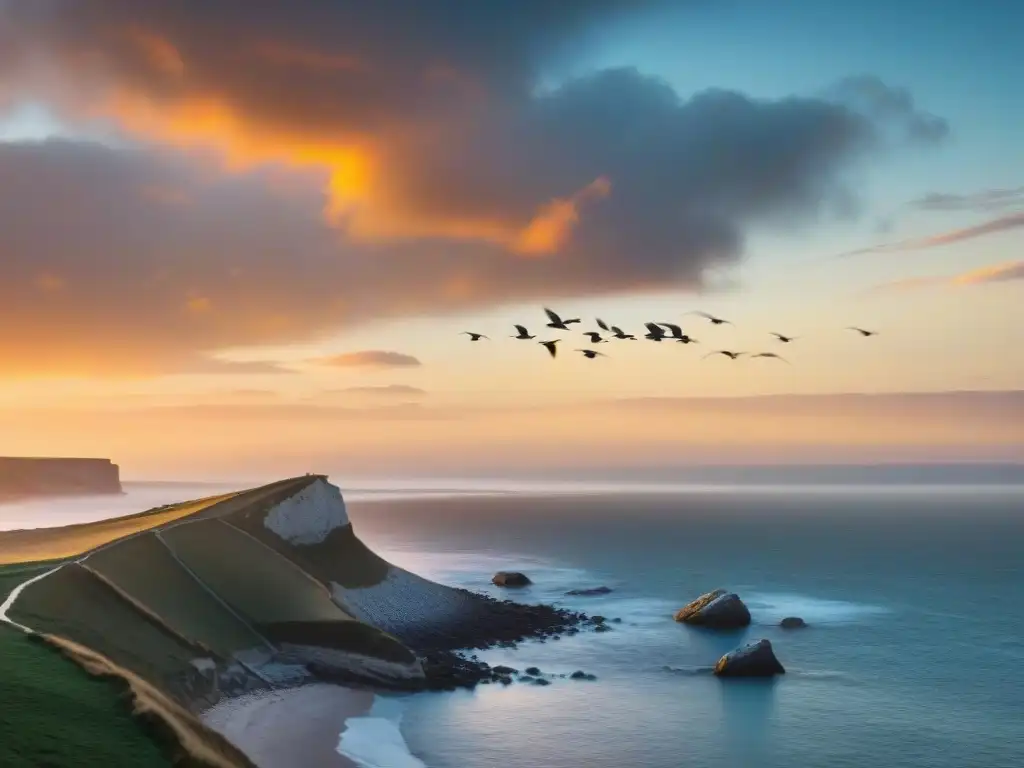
[315,351,423,369]
[0,1,949,376]
[837,210,1024,258]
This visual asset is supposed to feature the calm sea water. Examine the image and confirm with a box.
[349,487,1024,768]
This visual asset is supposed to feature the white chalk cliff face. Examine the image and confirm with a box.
[263,478,350,545]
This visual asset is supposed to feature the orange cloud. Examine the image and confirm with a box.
[514,176,612,256]
[122,25,185,79]
[871,260,1024,294]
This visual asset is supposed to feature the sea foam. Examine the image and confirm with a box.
[337,695,426,768]
[743,592,891,624]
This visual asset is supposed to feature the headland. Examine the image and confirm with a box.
[0,455,123,502]
[0,474,593,766]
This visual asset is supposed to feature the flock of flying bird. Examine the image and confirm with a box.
[461,308,879,361]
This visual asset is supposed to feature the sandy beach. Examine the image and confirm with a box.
[202,684,374,768]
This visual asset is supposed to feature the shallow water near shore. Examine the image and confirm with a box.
[349,487,1024,768]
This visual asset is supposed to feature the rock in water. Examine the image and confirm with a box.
[565,586,613,596]
[492,571,532,587]
[714,639,785,677]
[673,589,751,629]
[780,616,807,629]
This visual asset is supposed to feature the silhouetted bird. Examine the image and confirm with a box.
[544,308,582,330]
[575,349,607,359]
[847,326,878,337]
[659,323,699,344]
[690,311,733,326]
[511,325,535,340]
[750,352,790,363]
[583,331,608,344]
[770,333,797,343]
[462,332,489,341]
[538,339,560,358]
[644,322,667,341]
[702,350,745,360]
[610,326,637,340]
[596,318,611,332]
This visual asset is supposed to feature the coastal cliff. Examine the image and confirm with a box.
[0,475,585,710]
[0,456,123,501]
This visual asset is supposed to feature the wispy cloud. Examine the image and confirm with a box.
[869,260,1024,294]
[327,384,427,396]
[908,186,1024,213]
[313,351,422,369]
[838,210,1024,258]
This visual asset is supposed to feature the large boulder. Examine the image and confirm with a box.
[714,639,785,677]
[492,571,532,587]
[780,616,807,629]
[673,589,751,629]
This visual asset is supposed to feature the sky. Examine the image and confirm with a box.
[0,0,1021,478]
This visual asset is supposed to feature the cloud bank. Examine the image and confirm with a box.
[315,351,423,369]
[0,1,948,376]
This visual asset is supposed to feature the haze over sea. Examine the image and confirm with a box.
[3,465,1023,768]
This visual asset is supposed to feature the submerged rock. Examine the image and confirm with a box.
[780,616,807,629]
[565,586,613,596]
[524,666,541,676]
[714,639,785,677]
[674,589,751,629]
[570,670,597,681]
[492,571,532,587]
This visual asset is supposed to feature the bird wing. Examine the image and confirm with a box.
[644,322,663,334]
[544,307,562,324]
[596,318,610,331]
[701,351,722,359]
[541,341,558,358]
[514,324,528,334]
[480,334,490,339]
[660,322,683,336]
[693,311,713,320]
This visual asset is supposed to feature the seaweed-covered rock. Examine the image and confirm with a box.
[714,639,785,678]
[492,571,532,587]
[780,616,807,629]
[673,589,751,629]
[570,670,597,681]
[565,586,613,596]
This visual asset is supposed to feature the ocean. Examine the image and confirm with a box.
[3,473,1023,768]
[347,484,1024,768]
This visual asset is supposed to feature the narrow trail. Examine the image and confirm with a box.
[0,565,64,633]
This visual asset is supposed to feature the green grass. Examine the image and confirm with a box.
[225,513,390,589]
[0,563,52,602]
[8,564,200,688]
[87,533,268,658]
[0,624,173,767]
[0,493,239,566]
[160,520,351,625]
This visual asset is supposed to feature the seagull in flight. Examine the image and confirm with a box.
[847,326,878,337]
[610,326,637,340]
[689,311,733,326]
[702,350,745,360]
[644,322,667,341]
[582,331,608,344]
[538,339,560,358]
[750,352,790,364]
[544,308,582,330]
[659,323,699,344]
[770,332,797,343]
[511,325,536,340]
[575,349,607,359]
[461,332,489,341]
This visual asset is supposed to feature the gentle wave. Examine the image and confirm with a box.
[743,592,891,624]
[338,696,426,768]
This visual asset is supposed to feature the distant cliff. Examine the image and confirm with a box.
[0,457,123,500]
